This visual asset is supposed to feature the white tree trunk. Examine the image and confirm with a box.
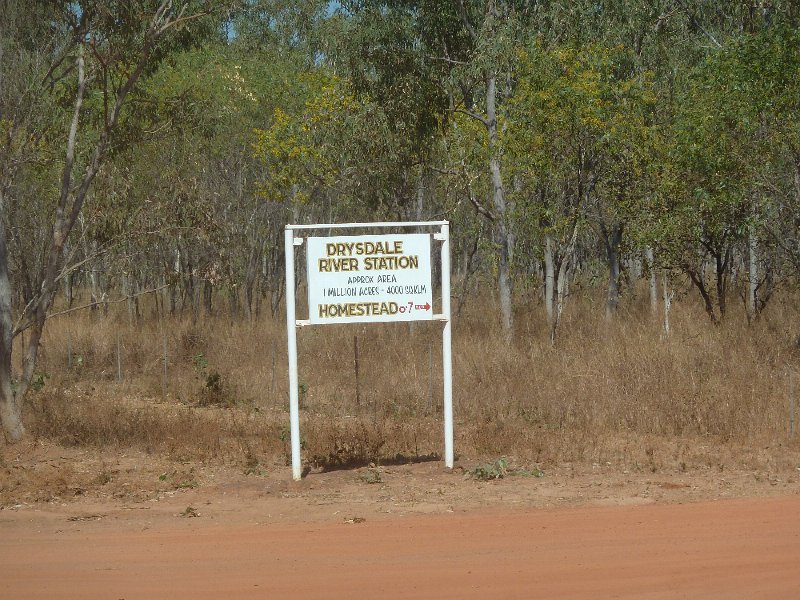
[0,189,23,441]
[662,270,674,338]
[748,226,758,321]
[554,250,570,344]
[646,246,658,316]
[416,168,425,222]
[123,269,136,326]
[544,235,555,329]
[486,73,513,339]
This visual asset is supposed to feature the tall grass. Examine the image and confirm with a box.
[20,287,800,472]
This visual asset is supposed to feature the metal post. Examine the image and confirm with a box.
[440,223,454,469]
[285,227,302,480]
[790,367,796,438]
[353,335,361,407]
[116,332,122,382]
[162,331,167,398]
[270,341,276,397]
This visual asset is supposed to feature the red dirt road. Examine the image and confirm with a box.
[3,495,799,599]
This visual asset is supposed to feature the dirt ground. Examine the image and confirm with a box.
[2,441,800,598]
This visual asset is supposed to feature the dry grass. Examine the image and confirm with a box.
[17,287,800,473]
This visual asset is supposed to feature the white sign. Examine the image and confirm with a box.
[306,233,433,324]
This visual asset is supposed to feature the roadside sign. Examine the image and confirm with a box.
[285,221,453,481]
[306,233,433,324]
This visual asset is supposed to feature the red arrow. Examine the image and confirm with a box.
[423,302,431,311]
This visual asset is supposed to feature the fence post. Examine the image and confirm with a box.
[116,332,122,382]
[270,340,276,397]
[790,367,796,437]
[162,331,167,398]
[354,335,361,407]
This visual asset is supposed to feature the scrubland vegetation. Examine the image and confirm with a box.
[20,283,799,474]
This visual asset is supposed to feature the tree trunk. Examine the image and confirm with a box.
[545,219,578,344]
[228,286,239,321]
[602,222,623,319]
[254,285,262,320]
[185,248,198,323]
[554,249,571,343]
[1,50,89,439]
[170,243,180,315]
[0,190,23,441]
[416,167,426,222]
[63,240,74,309]
[456,231,480,319]
[544,235,555,330]
[645,246,658,316]
[123,269,137,326]
[624,255,640,297]
[160,270,169,317]
[714,248,730,319]
[271,279,285,318]
[203,280,213,317]
[486,72,513,339]
[747,226,758,322]
[89,255,100,309]
[662,270,673,337]
[243,248,259,322]
[686,262,719,324]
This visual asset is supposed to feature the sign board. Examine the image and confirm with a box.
[306,233,433,325]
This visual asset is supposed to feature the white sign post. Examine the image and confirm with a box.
[285,222,453,480]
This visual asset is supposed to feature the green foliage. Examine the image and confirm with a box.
[252,71,352,204]
[31,373,49,392]
[508,41,657,212]
[464,457,544,480]
[251,65,426,217]
[358,467,383,484]
[159,469,198,490]
[192,353,209,372]
[180,506,200,518]
[465,457,509,481]
[633,24,800,318]
[514,466,545,478]
[337,0,451,148]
